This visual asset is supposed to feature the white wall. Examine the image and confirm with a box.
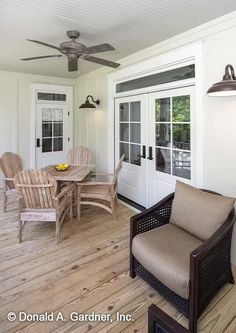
[74,12,236,263]
[74,72,108,171]
[0,71,75,172]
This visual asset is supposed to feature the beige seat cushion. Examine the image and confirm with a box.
[170,181,235,241]
[132,223,203,299]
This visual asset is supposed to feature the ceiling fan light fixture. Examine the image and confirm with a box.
[21,30,120,72]
[79,95,100,109]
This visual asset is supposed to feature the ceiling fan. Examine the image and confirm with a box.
[21,30,120,72]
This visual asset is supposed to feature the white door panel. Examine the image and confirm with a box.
[115,95,148,207]
[36,104,69,168]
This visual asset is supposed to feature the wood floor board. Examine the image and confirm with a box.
[0,193,235,333]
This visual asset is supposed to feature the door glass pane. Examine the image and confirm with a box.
[42,138,52,152]
[54,123,63,137]
[130,123,141,143]
[172,95,190,122]
[120,143,129,162]
[155,98,170,122]
[54,138,63,152]
[156,124,171,147]
[119,103,129,121]
[156,148,171,174]
[173,124,190,150]
[173,150,191,179]
[120,123,129,142]
[54,109,63,121]
[42,123,52,137]
[42,108,52,121]
[130,144,141,166]
[130,102,140,121]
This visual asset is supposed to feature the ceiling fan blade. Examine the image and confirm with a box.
[26,39,61,51]
[83,55,120,68]
[21,55,63,61]
[86,43,115,54]
[68,57,78,72]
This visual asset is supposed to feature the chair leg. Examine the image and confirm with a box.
[229,270,235,284]
[69,189,73,223]
[18,220,23,243]
[115,194,119,206]
[189,301,198,333]
[55,219,60,244]
[130,254,136,278]
[77,198,81,221]
[3,189,7,212]
[111,198,116,220]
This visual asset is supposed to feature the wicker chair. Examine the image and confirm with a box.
[0,152,23,212]
[130,186,235,333]
[14,170,73,244]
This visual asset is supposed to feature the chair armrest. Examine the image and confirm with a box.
[130,193,174,240]
[53,185,72,201]
[4,177,14,181]
[189,209,235,318]
[3,177,14,189]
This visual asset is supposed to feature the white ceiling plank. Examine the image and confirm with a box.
[0,0,236,77]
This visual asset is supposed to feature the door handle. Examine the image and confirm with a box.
[36,138,41,147]
[147,146,153,160]
[139,145,146,159]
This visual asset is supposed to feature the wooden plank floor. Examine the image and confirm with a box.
[0,192,236,333]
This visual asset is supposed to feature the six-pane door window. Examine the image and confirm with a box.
[42,108,63,153]
[155,95,191,179]
[119,102,141,166]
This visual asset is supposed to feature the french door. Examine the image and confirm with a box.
[36,103,69,168]
[115,95,148,207]
[115,86,195,208]
[148,86,195,206]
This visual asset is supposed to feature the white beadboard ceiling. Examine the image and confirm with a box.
[0,0,236,78]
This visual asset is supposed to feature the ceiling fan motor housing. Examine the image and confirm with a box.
[66,30,80,39]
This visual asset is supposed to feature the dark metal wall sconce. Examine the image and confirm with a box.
[79,95,100,108]
[207,64,236,96]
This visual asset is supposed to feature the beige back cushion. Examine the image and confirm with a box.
[170,181,235,241]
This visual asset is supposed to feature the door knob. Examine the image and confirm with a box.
[36,138,41,147]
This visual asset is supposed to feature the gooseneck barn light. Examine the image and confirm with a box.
[207,64,236,96]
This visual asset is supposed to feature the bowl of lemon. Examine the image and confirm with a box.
[55,163,69,171]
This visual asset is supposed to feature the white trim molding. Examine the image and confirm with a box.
[107,42,204,188]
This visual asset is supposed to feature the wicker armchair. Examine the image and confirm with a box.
[130,189,235,333]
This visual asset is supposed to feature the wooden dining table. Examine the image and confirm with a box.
[42,164,95,217]
[42,164,95,183]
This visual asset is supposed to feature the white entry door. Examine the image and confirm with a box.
[115,95,148,207]
[148,86,195,206]
[36,103,70,168]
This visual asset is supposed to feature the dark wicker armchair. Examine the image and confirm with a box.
[130,191,235,333]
